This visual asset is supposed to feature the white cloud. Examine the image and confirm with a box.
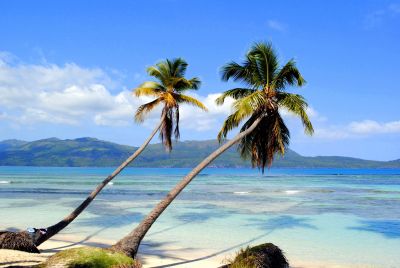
[20,108,79,125]
[313,120,400,140]
[0,53,233,131]
[114,93,233,131]
[178,93,234,131]
[38,85,116,116]
[281,106,326,123]
[313,128,349,140]
[0,58,114,91]
[3,53,397,142]
[0,54,132,126]
[94,91,143,127]
[349,120,400,134]
[266,20,286,32]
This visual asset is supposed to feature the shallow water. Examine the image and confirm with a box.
[1,167,400,267]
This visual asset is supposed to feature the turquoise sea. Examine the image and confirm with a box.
[1,167,400,267]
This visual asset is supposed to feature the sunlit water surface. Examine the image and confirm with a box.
[1,167,399,267]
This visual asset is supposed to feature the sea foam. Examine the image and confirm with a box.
[233,191,250,195]
[284,190,301,195]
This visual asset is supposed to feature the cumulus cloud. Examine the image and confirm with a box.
[0,58,114,91]
[281,105,326,123]
[349,120,400,134]
[0,54,126,125]
[178,93,234,131]
[0,53,233,131]
[3,52,397,142]
[107,92,234,131]
[313,119,400,140]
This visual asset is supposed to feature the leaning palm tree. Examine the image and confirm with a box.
[31,58,207,246]
[111,42,314,258]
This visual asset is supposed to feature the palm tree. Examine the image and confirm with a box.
[111,42,314,258]
[32,58,207,246]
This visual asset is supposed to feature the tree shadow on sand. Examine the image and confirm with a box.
[146,215,317,267]
[39,207,144,253]
[40,226,112,253]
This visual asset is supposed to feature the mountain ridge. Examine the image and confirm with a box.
[0,138,398,168]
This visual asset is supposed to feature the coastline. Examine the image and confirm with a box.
[0,233,380,268]
[0,234,223,268]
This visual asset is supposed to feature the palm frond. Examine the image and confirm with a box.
[272,60,305,91]
[134,58,205,152]
[156,61,173,84]
[232,91,266,119]
[170,58,188,77]
[187,77,201,89]
[163,92,177,108]
[175,94,208,111]
[248,42,279,86]
[221,61,255,85]
[215,88,255,105]
[218,41,311,171]
[134,98,162,122]
[217,112,242,142]
[147,66,168,86]
[134,82,165,97]
[174,77,201,91]
[238,111,289,172]
[277,92,314,135]
[217,91,266,141]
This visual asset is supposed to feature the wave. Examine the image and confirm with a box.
[284,190,301,195]
[0,180,11,184]
[233,191,250,195]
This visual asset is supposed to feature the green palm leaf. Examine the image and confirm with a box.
[215,88,256,105]
[277,92,314,135]
[134,98,162,122]
[217,41,313,171]
[175,93,208,111]
[273,60,306,90]
[134,58,207,151]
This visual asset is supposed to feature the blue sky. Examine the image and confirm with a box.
[0,0,399,160]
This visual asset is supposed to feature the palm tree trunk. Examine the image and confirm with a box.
[33,115,165,246]
[111,116,263,258]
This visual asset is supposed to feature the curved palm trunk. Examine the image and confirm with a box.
[111,116,263,258]
[34,115,165,246]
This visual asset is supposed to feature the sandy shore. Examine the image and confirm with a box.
[0,234,373,268]
[0,234,223,268]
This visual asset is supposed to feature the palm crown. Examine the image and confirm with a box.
[134,58,207,151]
[216,42,314,171]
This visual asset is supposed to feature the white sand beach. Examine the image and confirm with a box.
[0,233,376,268]
[0,234,222,268]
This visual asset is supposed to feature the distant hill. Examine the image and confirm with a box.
[0,137,399,168]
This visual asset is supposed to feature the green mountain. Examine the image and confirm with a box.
[0,137,398,168]
[0,139,28,151]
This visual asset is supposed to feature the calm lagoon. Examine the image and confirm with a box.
[1,167,399,267]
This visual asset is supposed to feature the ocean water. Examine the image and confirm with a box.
[1,167,400,267]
